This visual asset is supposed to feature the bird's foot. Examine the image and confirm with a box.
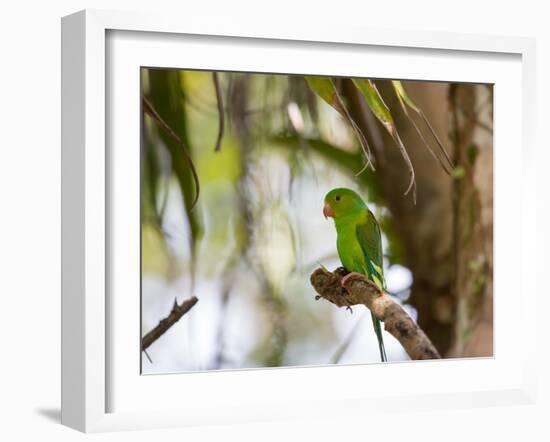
[340,272,364,287]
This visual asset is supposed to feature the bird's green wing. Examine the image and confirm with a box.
[356,210,385,289]
[356,209,388,362]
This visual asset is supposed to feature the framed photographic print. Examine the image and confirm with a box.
[61,9,537,432]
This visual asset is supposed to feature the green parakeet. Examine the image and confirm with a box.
[323,187,387,362]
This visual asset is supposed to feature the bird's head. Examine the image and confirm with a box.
[323,187,367,220]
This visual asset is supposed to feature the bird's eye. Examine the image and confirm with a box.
[335,195,341,201]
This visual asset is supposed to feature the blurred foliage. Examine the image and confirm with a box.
[140,69,451,371]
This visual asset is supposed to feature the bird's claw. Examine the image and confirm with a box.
[339,272,363,314]
[340,271,364,286]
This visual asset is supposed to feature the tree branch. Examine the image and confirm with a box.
[141,296,199,351]
[310,268,440,360]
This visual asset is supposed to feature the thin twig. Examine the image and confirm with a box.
[141,296,199,351]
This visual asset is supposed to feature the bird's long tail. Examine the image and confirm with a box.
[371,312,387,362]
[362,261,387,362]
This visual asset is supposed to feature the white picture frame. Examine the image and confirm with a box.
[61,9,537,433]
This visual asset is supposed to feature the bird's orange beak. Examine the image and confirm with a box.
[323,201,334,219]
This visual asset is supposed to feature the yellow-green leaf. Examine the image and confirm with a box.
[304,76,344,115]
[392,80,421,113]
[352,78,416,199]
[352,79,394,132]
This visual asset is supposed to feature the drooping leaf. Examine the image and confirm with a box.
[144,69,204,286]
[212,72,225,152]
[392,80,421,113]
[352,79,416,200]
[141,125,161,222]
[305,77,374,172]
[304,76,343,113]
[142,94,200,210]
[352,79,394,131]
[140,150,174,277]
[392,80,454,174]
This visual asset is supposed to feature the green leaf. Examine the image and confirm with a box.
[392,80,421,113]
[304,76,343,114]
[352,79,394,132]
[352,79,416,200]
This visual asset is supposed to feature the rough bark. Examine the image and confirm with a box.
[310,267,440,360]
[448,84,493,357]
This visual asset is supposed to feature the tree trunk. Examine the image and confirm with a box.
[448,83,493,357]
[343,80,493,357]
